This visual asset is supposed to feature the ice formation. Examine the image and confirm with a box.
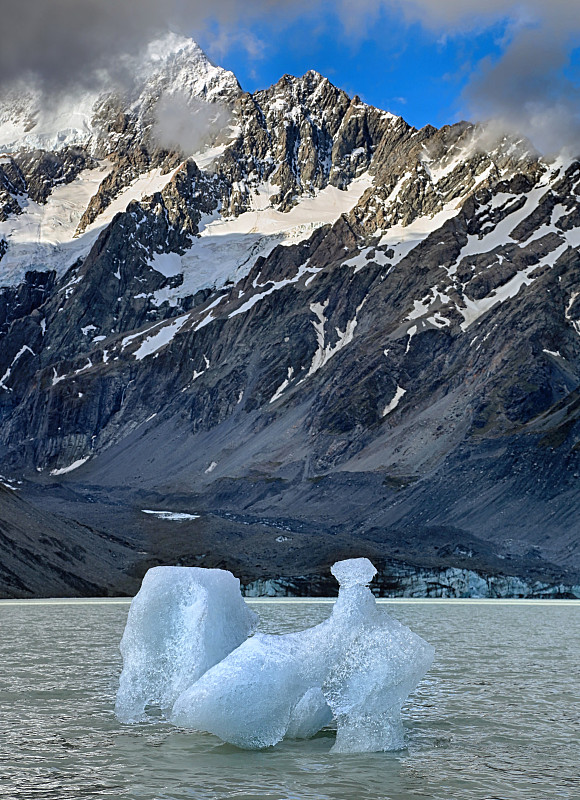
[115,566,258,722]
[116,558,434,752]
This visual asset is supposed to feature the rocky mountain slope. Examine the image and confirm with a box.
[0,35,579,598]
[0,481,135,597]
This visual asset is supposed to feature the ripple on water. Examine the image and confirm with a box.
[0,600,579,800]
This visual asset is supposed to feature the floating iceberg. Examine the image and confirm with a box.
[115,566,258,722]
[116,558,434,751]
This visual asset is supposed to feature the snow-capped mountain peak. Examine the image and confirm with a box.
[0,33,240,155]
[138,32,240,104]
[0,38,579,599]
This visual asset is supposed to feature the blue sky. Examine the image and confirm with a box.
[197,6,511,130]
[2,0,578,153]
[191,0,580,153]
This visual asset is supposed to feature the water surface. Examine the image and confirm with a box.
[0,599,578,800]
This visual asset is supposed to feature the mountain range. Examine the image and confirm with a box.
[1,34,579,598]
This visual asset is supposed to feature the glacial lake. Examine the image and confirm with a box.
[0,599,578,800]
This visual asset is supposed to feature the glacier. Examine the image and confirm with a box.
[116,558,434,751]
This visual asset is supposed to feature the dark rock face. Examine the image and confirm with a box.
[0,41,579,597]
[0,149,96,225]
[214,75,412,215]
[0,484,136,598]
[15,148,97,204]
[0,157,26,220]
[34,159,225,363]
[0,271,55,335]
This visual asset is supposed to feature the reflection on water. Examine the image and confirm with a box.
[0,598,578,799]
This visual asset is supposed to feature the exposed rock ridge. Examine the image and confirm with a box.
[0,36,579,597]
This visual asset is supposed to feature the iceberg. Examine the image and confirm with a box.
[115,566,258,722]
[116,558,434,751]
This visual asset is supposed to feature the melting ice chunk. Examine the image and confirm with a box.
[116,558,434,752]
[330,556,377,587]
[115,566,258,722]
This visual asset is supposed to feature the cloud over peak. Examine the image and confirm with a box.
[1,0,578,154]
